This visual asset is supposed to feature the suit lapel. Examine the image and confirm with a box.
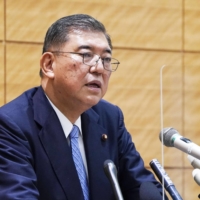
[81,111,114,200]
[33,87,84,200]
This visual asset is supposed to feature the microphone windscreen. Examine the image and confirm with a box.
[104,159,113,168]
[159,127,177,147]
[139,182,163,200]
[103,159,116,177]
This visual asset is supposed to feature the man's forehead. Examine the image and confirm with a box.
[66,31,112,53]
[76,45,111,54]
[68,30,107,41]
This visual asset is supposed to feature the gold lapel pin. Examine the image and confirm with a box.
[101,134,108,141]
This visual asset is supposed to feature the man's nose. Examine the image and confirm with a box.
[90,58,105,73]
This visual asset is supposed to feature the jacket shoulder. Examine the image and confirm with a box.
[93,99,117,111]
[0,87,39,116]
[92,99,123,120]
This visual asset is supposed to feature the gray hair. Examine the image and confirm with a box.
[42,14,112,53]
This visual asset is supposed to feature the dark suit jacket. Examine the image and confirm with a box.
[0,86,164,200]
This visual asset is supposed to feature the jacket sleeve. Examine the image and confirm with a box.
[115,106,168,200]
[0,112,39,200]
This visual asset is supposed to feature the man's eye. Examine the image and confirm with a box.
[103,57,111,63]
[83,53,93,59]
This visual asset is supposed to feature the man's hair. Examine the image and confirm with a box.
[42,14,112,53]
[40,14,112,77]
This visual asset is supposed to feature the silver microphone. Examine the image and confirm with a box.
[188,155,200,169]
[159,127,200,160]
[103,160,124,200]
[192,169,200,186]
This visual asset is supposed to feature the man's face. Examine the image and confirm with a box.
[50,30,112,111]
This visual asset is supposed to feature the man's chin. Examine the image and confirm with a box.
[85,96,101,107]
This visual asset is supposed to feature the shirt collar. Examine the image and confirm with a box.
[46,95,82,138]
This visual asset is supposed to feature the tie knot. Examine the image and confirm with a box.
[70,125,79,138]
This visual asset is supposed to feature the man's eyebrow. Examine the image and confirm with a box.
[77,45,112,54]
[77,45,91,50]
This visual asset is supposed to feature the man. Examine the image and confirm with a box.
[0,14,167,200]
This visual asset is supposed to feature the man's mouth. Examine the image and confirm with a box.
[86,81,101,88]
[86,83,100,88]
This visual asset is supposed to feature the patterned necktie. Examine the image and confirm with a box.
[70,125,89,200]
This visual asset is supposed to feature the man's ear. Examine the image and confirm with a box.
[40,52,55,78]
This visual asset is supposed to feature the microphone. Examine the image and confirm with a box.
[149,159,182,200]
[188,155,200,169]
[139,181,163,200]
[103,160,124,200]
[159,127,200,160]
[192,169,200,186]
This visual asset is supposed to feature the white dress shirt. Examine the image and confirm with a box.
[46,97,88,177]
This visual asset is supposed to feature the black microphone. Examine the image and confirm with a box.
[159,127,200,160]
[103,160,124,200]
[139,181,163,200]
[149,159,182,200]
